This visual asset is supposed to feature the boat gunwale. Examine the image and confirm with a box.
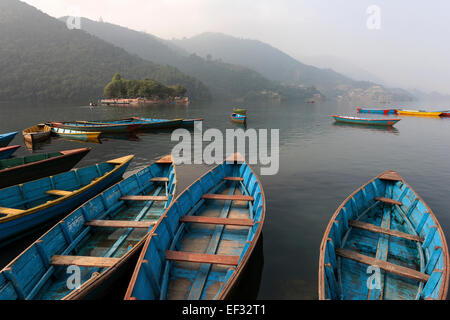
[124,152,265,300]
[318,170,449,300]
[0,155,134,223]
[50,121,142,130]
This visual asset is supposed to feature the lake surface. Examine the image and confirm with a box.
[1,99,450,300]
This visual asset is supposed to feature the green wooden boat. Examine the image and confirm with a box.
[0,148,91,189]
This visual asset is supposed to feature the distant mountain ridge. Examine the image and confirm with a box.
[0,0,210,102]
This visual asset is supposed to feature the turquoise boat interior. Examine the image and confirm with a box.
[320,171,448,300]
[126,155,264,301]
[0,157,176,300]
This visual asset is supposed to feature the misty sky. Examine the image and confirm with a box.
[22,0,450,94]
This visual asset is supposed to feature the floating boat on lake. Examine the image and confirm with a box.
[51,127,101,142]
[0,155,133,246]
[0,145,20,160]
[397,110,442,117]
[233,108,247,115]
[231,113,247,124]
[332,115,400,127]
[0,148,91,189]
[0,132,18,148]
[357,108,398,115]
[49,121,142,134]
[74,118,184,131]
[125,153,265,300]
[22,124,52,144]
[319,170,449,300]
[0,155,176,300]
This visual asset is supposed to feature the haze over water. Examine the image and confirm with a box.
[1,100,450,299]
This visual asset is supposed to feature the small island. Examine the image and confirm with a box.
[100,73,189,106]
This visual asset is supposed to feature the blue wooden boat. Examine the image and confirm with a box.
[319,170,449,300]
[74,118,184,131]
[231,113,247,124]
[333,115,400,127]
[357,108,398,115]
[50,127,101,142]
[0,155,133,247]
[125,153,265,300]
[0,155,176,300]
[49,121,142,134]
[0,132,18,147]
[0,145,20,160]
[134,117,203,127]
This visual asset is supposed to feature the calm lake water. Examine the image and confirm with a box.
[1,99,450,300]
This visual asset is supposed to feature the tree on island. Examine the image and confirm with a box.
[103,73,187,99]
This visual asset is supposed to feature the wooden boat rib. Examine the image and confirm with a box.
[0,145,20,160]
[357,108,398,115]
[0,155,134,246]
[333,115,401,127]
[0,148,91,189]
[397,110,442,117]
[231,113,247,124]
[319,171,449,300]
[50,127,101,141]
[125,152,265,300]
[0,155,176,300]
[0,132,18,148]
[22,124,52,143]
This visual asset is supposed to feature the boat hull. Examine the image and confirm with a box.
[51,127,101,142]
[0,155,133,245]
[22,125,52,143]
[333,116,400,126]
[0,132,18,148]
[357,108,398,115]
[231,114,247,124]
[319,171,449,300]
[397,110,442,117]
[125,153,265,301]
[0,148,91,189]
[50,122,141,133]
[0,145,20,160]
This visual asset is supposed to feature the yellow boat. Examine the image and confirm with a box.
[397,109,442,117]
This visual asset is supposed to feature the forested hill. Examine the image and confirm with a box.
[0,0,210,102]
[71,17,320,102]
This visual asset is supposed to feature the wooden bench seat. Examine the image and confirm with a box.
[165,251,240,266]
[336,248,429,282]
[85,220,156,229]
[51,255,120,268]
[180,216,254,227]
[150,177,169,182]
[202,194,254,201]
[0,207,26,215]
[120,195,168,201]
[375,197,403,206]
[379,171,402,181]
[349,220,424,242]
[223,177,244,181]
[45,190,73,197]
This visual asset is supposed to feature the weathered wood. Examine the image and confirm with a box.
[45,190,73,197]
[0,207,25,215]
[202,194,254,201]
[165,251,240,266]
[180,216,254,227]
[150,177,169,182]
[51,255,120,268]
[379,171,402,182]
[120,195,168,201]
[155,155,172,164]
[336,248,429,282]
[85,220,155,229]
[223,177,244,181]
[375,197,403,206]
[349,220,424,242]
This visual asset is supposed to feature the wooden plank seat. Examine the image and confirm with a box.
[51,255,120,268]
[336,248,429,282]
[201,194,254,201]
[165,251,240,266]
[180,216,254,227]
[85,220,156,229]
[120,195,169,201]
[150,177,169,182]
[223,177,244,181]
[375,197,403,206]
[45,190,73,197]
[0,207,26,215]
[349,220,424,242]
[379,171,402,181]
[155,155,173,164]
